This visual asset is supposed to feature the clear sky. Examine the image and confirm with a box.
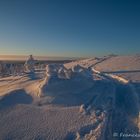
[0,0,140,58]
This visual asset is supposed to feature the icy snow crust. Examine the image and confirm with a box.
[0,55,140,140]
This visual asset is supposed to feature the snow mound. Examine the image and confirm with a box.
[46,64,71,79]
[38,64,94,104]
[45,64,93,81]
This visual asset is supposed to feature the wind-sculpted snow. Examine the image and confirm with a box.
[0,89,32,110]
[0,55,140,140]
[0,105,91,140]
[95,55,140,82]
[64,56,140,140]
[38,64,94,101]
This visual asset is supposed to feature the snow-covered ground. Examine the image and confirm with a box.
[0,55,140,140]
[95,55,140,82]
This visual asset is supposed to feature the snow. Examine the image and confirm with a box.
[24,55,35,73]
[0,55,140,140]
[0,105,91,140]
[95,55,140,82]
[38,64,94,98]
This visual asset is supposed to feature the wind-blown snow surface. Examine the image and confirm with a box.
[0,55,140,140]
[95,55,140,82]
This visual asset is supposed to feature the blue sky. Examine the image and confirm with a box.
[0,0,140,57]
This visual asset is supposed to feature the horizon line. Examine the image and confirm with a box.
[0,53,139,61]
[0,54,85,61]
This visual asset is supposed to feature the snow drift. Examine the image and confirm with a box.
[38,64,95,106]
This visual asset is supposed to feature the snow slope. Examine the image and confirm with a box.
[95,55,140,82]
